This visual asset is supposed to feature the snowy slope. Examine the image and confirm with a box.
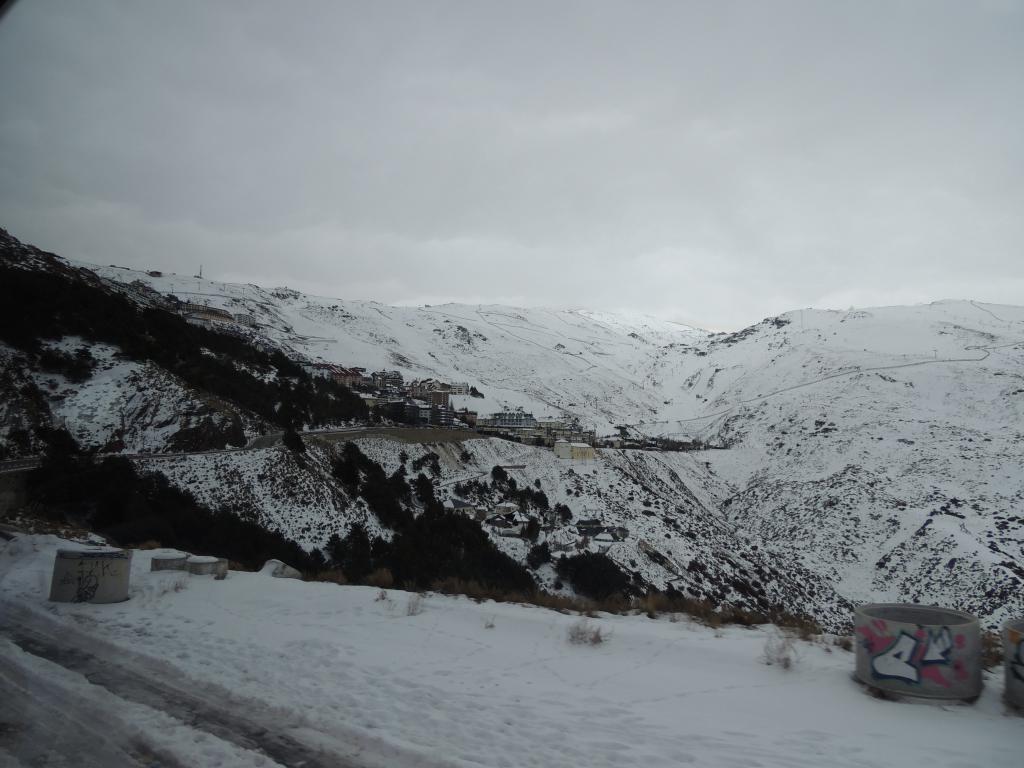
[0,340,266,456]
[0,535,1019,768]
[147,436,852,628]
[638,303,1024,629]
[4,233,1022,631]
[82,262,706,432]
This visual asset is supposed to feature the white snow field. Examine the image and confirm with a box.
[1,536,1019,768]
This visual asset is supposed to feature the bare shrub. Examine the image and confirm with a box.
[762,628,797,669]
[484,616,496,630]
[311,568,347,585]
[151,574,188,597]
[567,618,606,645]
[407,594,424,616]
[981,631,1003,669]
[642,591,676,619]
[375,589,389,602]
[365,567,394,589]
[833,635,853,652]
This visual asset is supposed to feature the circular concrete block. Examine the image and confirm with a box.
[1005,618,1024,710]
[49,548,132,604]
[187,555,228,579]
[150,553,188,571]
[854,603,981,700]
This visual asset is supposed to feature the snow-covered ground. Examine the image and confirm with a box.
[0,535,1019,768]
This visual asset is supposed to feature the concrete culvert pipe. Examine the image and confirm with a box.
[150,552,188,571]
[49,548,132,604]
[187,555,228,579]
[1005,618,1024,710]
[854,603,982,700]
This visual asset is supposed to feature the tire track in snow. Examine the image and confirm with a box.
[0,604,355,768]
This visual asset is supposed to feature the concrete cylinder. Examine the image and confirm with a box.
[1005,618,1024,710]
[854,603,981,700]
[49,548,132,604]
[150,553,188,571]
[187,555,228,579]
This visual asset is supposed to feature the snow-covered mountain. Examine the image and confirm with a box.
[81,261,706,433]
[2,229,1022,630]
[645,303,1024,628]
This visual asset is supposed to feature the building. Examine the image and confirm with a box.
[444,499,478,518]
[402,399,430,424]
[378,398,407,422]
[233,312,257,327]
[408,379,442,398]
[182,302,234,323]
[494,501,520,516]
[448,382,471,395]
[430,404,454,427]
[576,519,604,537]
[426,390,450,407]
[333,367,364,387]
[372,370,404,390]
[455,408,478,427]
[537,418,568,431]
[480,409,537,429]
[301,362,335,380]
[553,440,596,460]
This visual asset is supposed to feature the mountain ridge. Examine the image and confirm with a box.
[1,227,1021,630]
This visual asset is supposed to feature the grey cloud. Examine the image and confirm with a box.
[1,0,1021,329]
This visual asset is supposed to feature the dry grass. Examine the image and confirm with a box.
[981,631,1003,669]
[833,635,854,652]
[364,568,395,589]
[423,580,826,639]
[762,628,798,669]
[309,568,347,585]
[303,569,824,640]
[428,577,637,618]
[135,539,163,550]
[567,618,606,645]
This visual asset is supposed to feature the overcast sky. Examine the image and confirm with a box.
[1,1,1021,329]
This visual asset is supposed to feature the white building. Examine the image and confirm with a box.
[554,440,596,460]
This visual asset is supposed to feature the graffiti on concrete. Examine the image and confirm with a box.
[857,618,967,687]
[1011,628,1024,684]
[57,557,121,603]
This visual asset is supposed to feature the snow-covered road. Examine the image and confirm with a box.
[1,601,348,767]
[1,536,1020,768]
